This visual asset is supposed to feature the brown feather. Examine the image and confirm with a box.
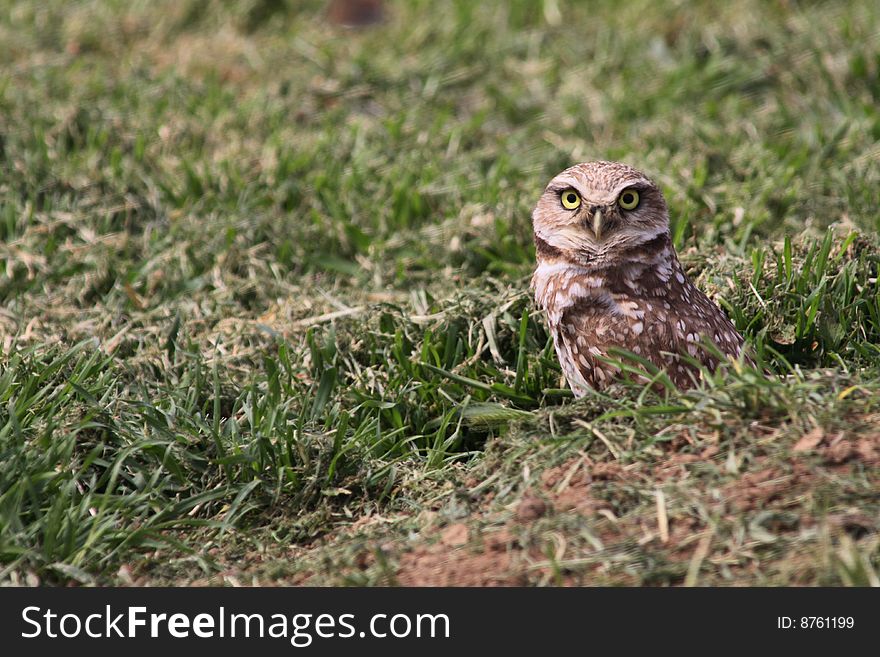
[531,162,749,395]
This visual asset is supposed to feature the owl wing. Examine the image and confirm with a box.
[677,283,746,354]
[660,283,748,386]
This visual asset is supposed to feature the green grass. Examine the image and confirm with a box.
[1,0,879,586]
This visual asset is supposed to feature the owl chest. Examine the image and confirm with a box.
[553,297,667,348]
[538,270,661,321]
[550,296,683,391]
[536,263,685,344]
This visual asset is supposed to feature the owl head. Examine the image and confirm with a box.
[532,161,670,267]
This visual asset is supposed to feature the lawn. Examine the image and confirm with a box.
[1,0,879,586]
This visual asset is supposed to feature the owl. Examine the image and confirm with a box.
[531,161,748,395]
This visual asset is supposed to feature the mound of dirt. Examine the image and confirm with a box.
[391,431,880,586]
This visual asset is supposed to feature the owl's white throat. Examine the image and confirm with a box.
[535,224,669,269]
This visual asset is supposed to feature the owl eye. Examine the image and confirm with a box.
[618,188,640,210]
[560,189,581,210]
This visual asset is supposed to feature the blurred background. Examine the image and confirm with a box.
[2,0,878,310]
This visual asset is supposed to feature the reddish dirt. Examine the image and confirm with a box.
[790,427,880,468]
[722,463,811,512]
[515,494,548,522]
[821,434,879,466]
[395,528,527,586]
[392,430,880,586]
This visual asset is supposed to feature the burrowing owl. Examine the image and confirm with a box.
[531,161,747,395]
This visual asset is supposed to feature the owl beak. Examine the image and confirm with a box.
[591,208,604,241]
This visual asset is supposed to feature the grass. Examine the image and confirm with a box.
[0,0,879,586]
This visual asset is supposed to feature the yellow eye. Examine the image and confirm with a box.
[618,188,640,210]
[560,189,581,210]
